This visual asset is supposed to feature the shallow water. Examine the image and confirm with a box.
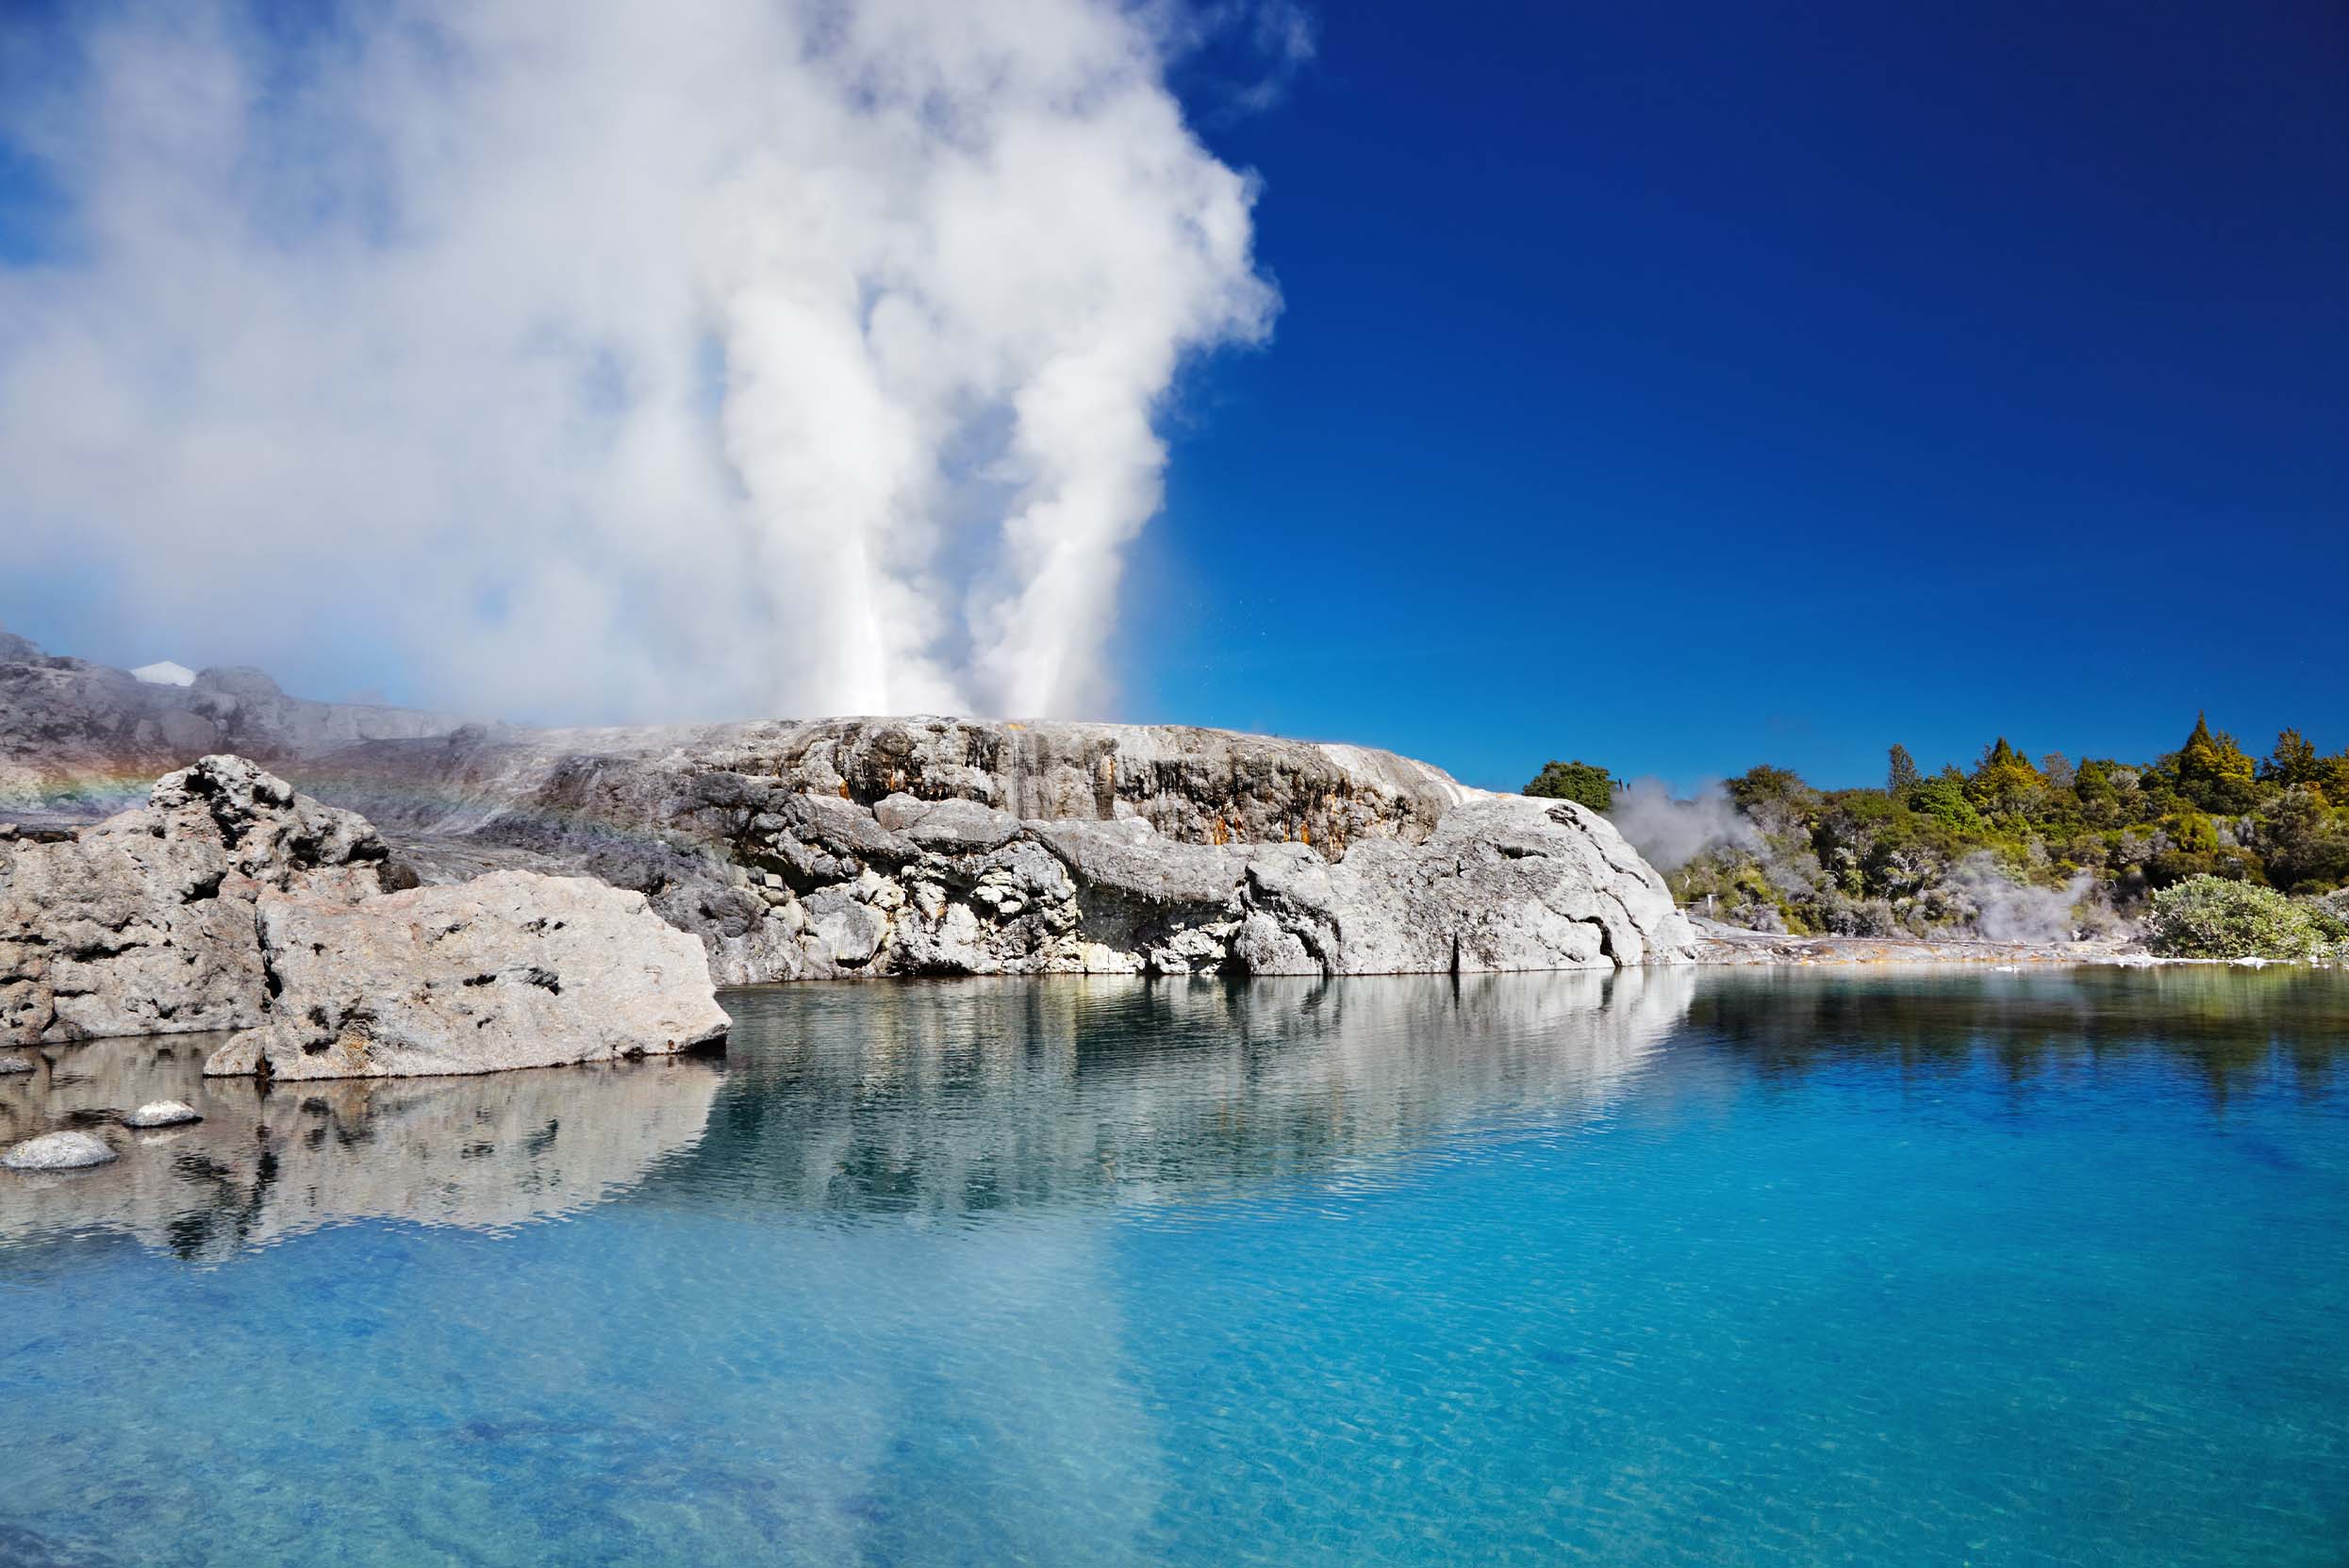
[3,966,2346,1566]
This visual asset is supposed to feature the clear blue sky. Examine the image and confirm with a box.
[1126,0,2349,789]
[3,1,2344,792]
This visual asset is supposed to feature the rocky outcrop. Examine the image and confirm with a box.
[3,753,730,1073]
[316,717,1697,982]
[1,755,392,1045]
[203,871,730,1080]
[3,632,1698,983]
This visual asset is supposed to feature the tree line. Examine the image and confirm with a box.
[1525,717,2349,938]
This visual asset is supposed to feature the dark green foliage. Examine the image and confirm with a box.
[1523,759,1613,813]
[2259,787,2349,892]
[1905,773,1982,834]
[1726,765,1811,815]
[2175,714,2259,815]
[1607,715,2349,941]
[2265,729,2321,788]
[1968,737,2043,819]
[1886,744,1920,796]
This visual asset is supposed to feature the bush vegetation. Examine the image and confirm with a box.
[1522,759,1613,813]
[1530,716,2349,946]
[2146,876,2348,961]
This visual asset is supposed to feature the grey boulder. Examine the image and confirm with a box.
[124,1099,203,1128]
[4,1130,117,1170]
[205,870,731,1081]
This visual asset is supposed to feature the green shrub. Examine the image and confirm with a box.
[2146,876,2343,961]
[1523,759,1613,813]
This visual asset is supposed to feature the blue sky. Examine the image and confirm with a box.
[3,1,2344,792]
[1129,0,2349,789]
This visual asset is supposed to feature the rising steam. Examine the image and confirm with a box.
[1607,779,1761,872]
[1945,854,2096,944]
[0,1,1283,721]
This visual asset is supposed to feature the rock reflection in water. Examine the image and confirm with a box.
[0,1033,722,1261]
[684,967,1697,1219]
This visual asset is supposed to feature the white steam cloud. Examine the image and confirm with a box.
[1947,854,2095,945]
[1607,779,1761,873]
[0,0,1281,721]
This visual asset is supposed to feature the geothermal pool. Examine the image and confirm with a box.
[3,968,2345,1565]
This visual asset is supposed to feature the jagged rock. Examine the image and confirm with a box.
[203,870,730,1081]
[298,718,1697,982]
[1,755,391,1046]
[123,1099,202,1128]
[4,1130,116,1170]
[4,635,1698,984]
[877,793,1023,854]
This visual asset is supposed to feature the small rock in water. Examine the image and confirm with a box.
[4,1131,118,1170]
[0,1052,34,1075]
[124,1099,202,1129]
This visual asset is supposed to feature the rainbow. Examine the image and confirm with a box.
[4,762,716,868]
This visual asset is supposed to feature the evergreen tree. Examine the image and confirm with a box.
[2175,714,2258,815]
[1968,737,2043,817]
[1886,744,1921,796]
[2264,728,2321,787]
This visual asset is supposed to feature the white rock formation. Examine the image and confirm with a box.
[5,639,1702,990]
[328,718,1699,983]
[123,1099,201,1128]
[130,660,196,686]
[1,755,391,1045]
[203,871,731,1081]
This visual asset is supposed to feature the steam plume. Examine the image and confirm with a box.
[0,0,1279,721]
[1947,854,2095,944]
[1607,779,1761,872]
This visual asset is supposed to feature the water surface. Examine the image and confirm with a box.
[3,967,2345,1565]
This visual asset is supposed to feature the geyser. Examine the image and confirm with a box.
[0,0,1281,722]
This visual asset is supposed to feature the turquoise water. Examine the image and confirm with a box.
[3,966,2346,1565]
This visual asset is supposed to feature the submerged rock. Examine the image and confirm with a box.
[123,1099,202,1128]
[204,871,730,1081]
[4,1130,116,1170]
[0,1052,31,1074]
